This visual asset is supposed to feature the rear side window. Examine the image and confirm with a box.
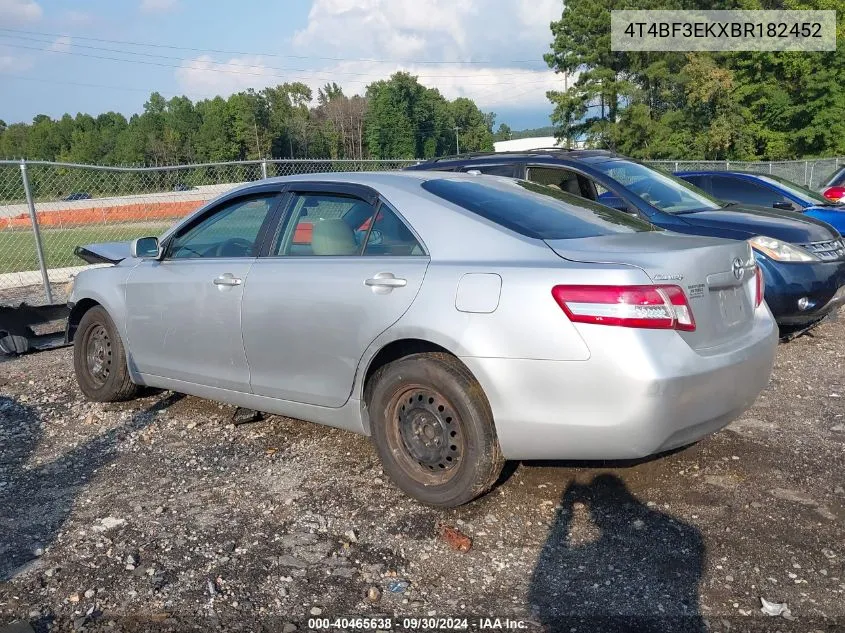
[421,178,656,240]
[462,164,520,177]
[709,176,787,206]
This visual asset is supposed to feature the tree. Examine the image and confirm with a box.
[544,0,845,160]
[494,123,512,142]
[0,74,497,163]
[450,98,494,153]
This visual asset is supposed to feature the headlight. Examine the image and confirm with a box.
[748,236,819,262]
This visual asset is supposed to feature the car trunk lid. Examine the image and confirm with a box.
[544,233,757,350]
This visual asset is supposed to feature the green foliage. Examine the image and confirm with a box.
[1,75,496,164]
[545,0,845,159]
[364,72,494,159]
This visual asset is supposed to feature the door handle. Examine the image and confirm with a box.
[365,272,407,293]
[213,273,243,287]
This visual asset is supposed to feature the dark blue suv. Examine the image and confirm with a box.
[407,150,845,333]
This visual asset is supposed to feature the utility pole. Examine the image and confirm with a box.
[454,126,461,154]
[254,121,262,159]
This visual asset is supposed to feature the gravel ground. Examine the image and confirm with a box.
[0,317,843,633]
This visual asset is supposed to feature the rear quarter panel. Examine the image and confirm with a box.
[353,250,654,410]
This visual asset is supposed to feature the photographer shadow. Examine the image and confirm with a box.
[528,474,705,633]
[0,392,182,580]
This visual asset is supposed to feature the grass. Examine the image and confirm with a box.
[0,222,172,274]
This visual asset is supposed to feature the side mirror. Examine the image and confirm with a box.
[773,201,795,211]
[131,236,161,259]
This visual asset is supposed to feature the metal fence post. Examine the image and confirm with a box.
[261,159,268,180]
[804,161,809,186]
[20,159,53,304]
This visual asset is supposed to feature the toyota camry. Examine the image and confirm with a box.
[68,172,778,506]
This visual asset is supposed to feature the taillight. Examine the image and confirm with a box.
[551,285,696,331]
[823,186,845,201]
[754,265,764,307]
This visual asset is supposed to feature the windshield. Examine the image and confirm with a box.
[592,160,722,214]
[420,177,657,240]
[828,167,845,187]
[757,173,839,205]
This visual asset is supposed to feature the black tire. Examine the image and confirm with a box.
[367,352,504,507]
[73,305,140,402]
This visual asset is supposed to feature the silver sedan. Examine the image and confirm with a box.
[68,172,778,506]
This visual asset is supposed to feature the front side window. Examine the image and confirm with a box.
[167,194,277,259]
[592,160,722,214]
[275,194,377,256]
[421,177,656,240]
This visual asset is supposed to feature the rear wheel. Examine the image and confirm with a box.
[73,306,140,402]
[367,352,504,507]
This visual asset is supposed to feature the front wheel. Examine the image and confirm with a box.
[73,305,141,402]
[367,352,504,507]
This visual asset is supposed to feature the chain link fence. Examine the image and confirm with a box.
[1,156,842,307]
[0,159,416,306]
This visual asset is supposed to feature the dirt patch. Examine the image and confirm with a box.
[1,318,844,632]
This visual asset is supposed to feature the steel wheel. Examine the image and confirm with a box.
[84,323,112,385]
[386,385,467,486]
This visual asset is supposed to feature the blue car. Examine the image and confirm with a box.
[676,170,845,234]
[407,150,845,333]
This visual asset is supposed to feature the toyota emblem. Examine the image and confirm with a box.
[732,257,745,281]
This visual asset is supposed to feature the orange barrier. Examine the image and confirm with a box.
[0,199,208,230]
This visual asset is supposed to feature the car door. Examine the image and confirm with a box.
[241,184,429,408]
[124,191,281,391]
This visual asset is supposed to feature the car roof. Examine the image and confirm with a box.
[409,149,621,169]
[260,169,505,191]
[676,170,774,179]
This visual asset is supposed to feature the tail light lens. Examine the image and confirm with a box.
[754,265,764,307]
[823,186,845,201]
[551,285,696,331]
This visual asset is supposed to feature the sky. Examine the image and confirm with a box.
[0,0,564,130]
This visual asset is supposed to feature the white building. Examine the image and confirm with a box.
[493,136,585,152]
[493,137,562,152]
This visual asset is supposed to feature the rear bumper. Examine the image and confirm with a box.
[461,307,778,460]
[760,256,845,325]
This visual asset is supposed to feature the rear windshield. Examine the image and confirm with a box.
[420,178,656,240]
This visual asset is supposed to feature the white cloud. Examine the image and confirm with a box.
[293,0,561,62]
[288,0,563,108]
[140,0,178,13]
[174,54,564,110]
[174,1,566,109]
[0,0,43,24]
[175,55,276,97]
[63,9,94,25]
[49,35,72,54]
[0,45,35,73]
